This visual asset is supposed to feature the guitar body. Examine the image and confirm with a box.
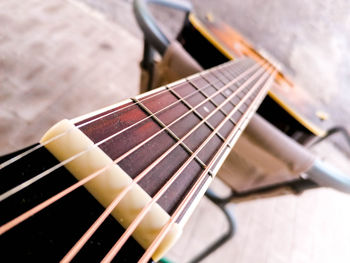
[177,14,328,144]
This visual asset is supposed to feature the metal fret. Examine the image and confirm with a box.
[215,64,257,98]
[165,86,227,143]
[216,67,248,87]
[215,66,248,88]
[187,77,239,128]
[201,72,249,115]
[132,98,211,174]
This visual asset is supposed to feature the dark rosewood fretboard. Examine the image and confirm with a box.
[0,57,275,262]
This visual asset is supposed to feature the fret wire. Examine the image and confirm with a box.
[219,60,247,77]
[219,63,273,150]
[62,63,268,262]
[187,77,239,128]
[185,57,246,83]
[211,62,254,89]
[215,66,252,93]
[213,57,248,73]
[0,61,263,236]
[218,67,240,82]
[220,66,246,82]
[165,86,227,143]
[228,70,248,88]
[138,69,276,263]
[203,64,255,117]
[199,59,249,86]
[205,84,247,116]
[0,76,191,171]
[132,97,208,170]
[210,67,235,84]
[201,71,249,115]
[199,70,270,160]
[101,65,272,263]
[210,63,252,90]
[222,58,253,73]
[228,59,251,73]
[214,69,233,82]
[206,64,257,112]
[215,66,244,85]
[216,66,244,86]
[0,77,188,171]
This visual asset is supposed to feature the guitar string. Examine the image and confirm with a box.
[0,62,263,237]
[0,62,264,235]
[106,71,271,262]
[100,68,273,263]
[139,70,277,263]
[0,58,248,170]
[60,65,268,262]
[0,61,256,203]
[0,58,248,171]
[0,61,259,202]
[0,62,261,239]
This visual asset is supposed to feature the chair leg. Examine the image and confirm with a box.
[188,189,236,263]
[140,39,156,92]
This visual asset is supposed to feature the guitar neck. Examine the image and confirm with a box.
[73,57,273,219]
[0,57,275,262]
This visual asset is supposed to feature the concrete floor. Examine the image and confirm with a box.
[0,0,142,155]
[1,0,350,262]
[168,141,350,263]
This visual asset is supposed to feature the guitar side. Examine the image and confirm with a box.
[177,13,328,144]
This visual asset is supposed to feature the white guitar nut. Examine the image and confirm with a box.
[40,119,182,261]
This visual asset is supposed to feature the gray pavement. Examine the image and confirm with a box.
[0,0,141,154]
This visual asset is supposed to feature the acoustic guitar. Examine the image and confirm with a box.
[0,58,275,261]
[177,13,329,144]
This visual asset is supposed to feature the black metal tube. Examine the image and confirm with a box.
[133,0,192,55]
[188,190,236,263]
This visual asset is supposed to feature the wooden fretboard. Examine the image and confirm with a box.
[76,57,274,219]
[0,57,275,262]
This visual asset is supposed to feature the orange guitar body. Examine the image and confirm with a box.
[177,13,328,144]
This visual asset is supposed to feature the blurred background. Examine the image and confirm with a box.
[1,0,350,262]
